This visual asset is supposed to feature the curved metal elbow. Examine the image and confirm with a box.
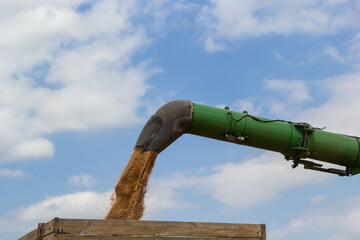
[135,100,193,153]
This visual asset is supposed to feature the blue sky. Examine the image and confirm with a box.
[1,0,360,239]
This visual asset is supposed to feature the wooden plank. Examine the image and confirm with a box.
[260,224,266,240]
[58,219,263,238]
[18,219,59,240]
[44,218,59,237]
[43,233,56,240]
[57,234,262,240]
[19,218,266,239]
[18,229,37,240]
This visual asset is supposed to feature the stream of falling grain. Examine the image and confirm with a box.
[106,147,158,220]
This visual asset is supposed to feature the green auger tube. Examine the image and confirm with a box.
[136,100,360,176]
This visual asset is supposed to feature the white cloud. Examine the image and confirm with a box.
[12,138,54,159]
[68,174,96,189]
[298,72,360,135]
[262,79,311,116]
[198,0,360,52]
[216,99,262,116]
[201,152,329,209]
[1,180,198,236]
[247,73,360,135]
[271,197,360,240]
[0,169,28,178]
[263,79,311,104]
[323,36,360,68]
[0,190,112,237]
[311,194,330,205]
[144,152,329,213]
[204,37,228,53]
[1,186,191,237]
[347,32,360,68]
[174,1,199,12]
[0,0,156,162]
[231,99,262,115]
[324,46,345,63]
[144,174,198,218]
[271,211,340,239]
[17,191,111,222]
[274,52,290,64]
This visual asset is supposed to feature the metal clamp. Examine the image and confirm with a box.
[225,134,246,142]
[291,124,313,159]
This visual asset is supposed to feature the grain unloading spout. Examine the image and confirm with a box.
[135,100,193,153]
[136,100,360,176]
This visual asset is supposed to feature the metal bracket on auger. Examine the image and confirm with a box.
[291,123,315,159]
[284,157,349,176]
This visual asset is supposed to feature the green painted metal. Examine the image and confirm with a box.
[188,103,360,176]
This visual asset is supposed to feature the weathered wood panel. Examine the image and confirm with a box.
[18,218,266,240]
[43,233,57,240]
[18,229,37,240]
[44,218,59,236]
[58,218,264,238]
[58,235,260,240]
